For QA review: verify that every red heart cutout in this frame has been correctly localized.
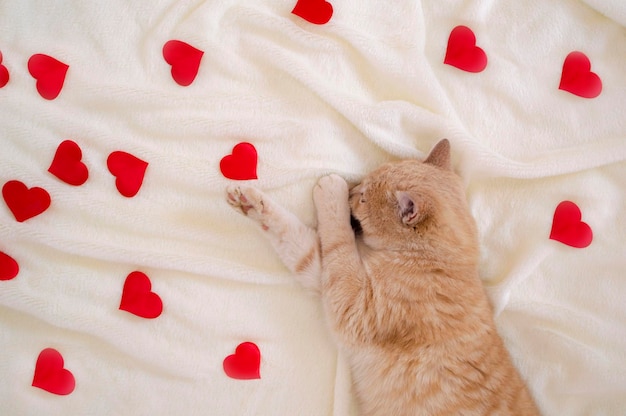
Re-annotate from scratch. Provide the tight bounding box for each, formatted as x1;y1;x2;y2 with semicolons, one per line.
223;342;261;380
220;142;258;180
119;271;163;319
163;40;204;87
291;0;333;25
549;201;593;248
48;140;89;186
0;251;19;281
559;51;602;99
2;180;51;222
444;25;488;73
32;348;76;396
107;151;148;197
0;50;9;88
27;54;69;100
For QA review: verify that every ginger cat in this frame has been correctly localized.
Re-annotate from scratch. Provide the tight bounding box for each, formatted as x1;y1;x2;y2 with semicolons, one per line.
226;139;539;416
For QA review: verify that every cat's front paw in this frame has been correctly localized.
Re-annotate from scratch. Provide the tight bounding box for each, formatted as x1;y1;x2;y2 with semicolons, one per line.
226;186;266;222
314;174;350;220
314;174;349;202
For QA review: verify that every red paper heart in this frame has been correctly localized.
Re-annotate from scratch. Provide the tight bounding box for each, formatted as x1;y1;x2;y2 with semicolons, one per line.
0;251;19;281
32;348;76;396
444;25;488;73
2;180;51;222
291;0;333;25
549;201;593;248
27;54;69;100
163;40;204;87
220;142;258;180
119;271;163;319
107;151;148;197
0;51;9;88
559;51;602;99
223;342;261;380
48;140;89;186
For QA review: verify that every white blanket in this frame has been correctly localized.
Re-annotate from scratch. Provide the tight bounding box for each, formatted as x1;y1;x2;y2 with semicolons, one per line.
1;1;625;414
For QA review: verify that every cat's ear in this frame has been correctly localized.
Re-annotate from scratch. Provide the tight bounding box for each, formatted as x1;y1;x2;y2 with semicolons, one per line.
396;192;428;226
423;139;451;170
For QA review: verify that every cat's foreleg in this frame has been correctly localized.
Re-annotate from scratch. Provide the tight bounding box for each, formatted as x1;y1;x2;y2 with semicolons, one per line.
314;175;371;340
226;186;321;292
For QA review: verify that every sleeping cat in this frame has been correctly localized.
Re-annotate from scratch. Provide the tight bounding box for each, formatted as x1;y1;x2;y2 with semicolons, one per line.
226;139;539;416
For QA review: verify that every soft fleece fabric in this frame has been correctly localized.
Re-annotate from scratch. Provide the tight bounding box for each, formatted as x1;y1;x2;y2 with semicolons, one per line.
1;1;625;415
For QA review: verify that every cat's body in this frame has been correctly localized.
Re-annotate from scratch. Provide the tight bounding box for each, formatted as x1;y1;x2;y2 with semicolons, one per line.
227;139;539;415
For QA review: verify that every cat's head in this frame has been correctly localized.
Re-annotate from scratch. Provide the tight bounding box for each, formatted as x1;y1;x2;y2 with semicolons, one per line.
349;139;478;256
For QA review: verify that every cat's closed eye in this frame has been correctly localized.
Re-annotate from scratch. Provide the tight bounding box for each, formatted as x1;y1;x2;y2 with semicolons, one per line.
349;186;367;204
